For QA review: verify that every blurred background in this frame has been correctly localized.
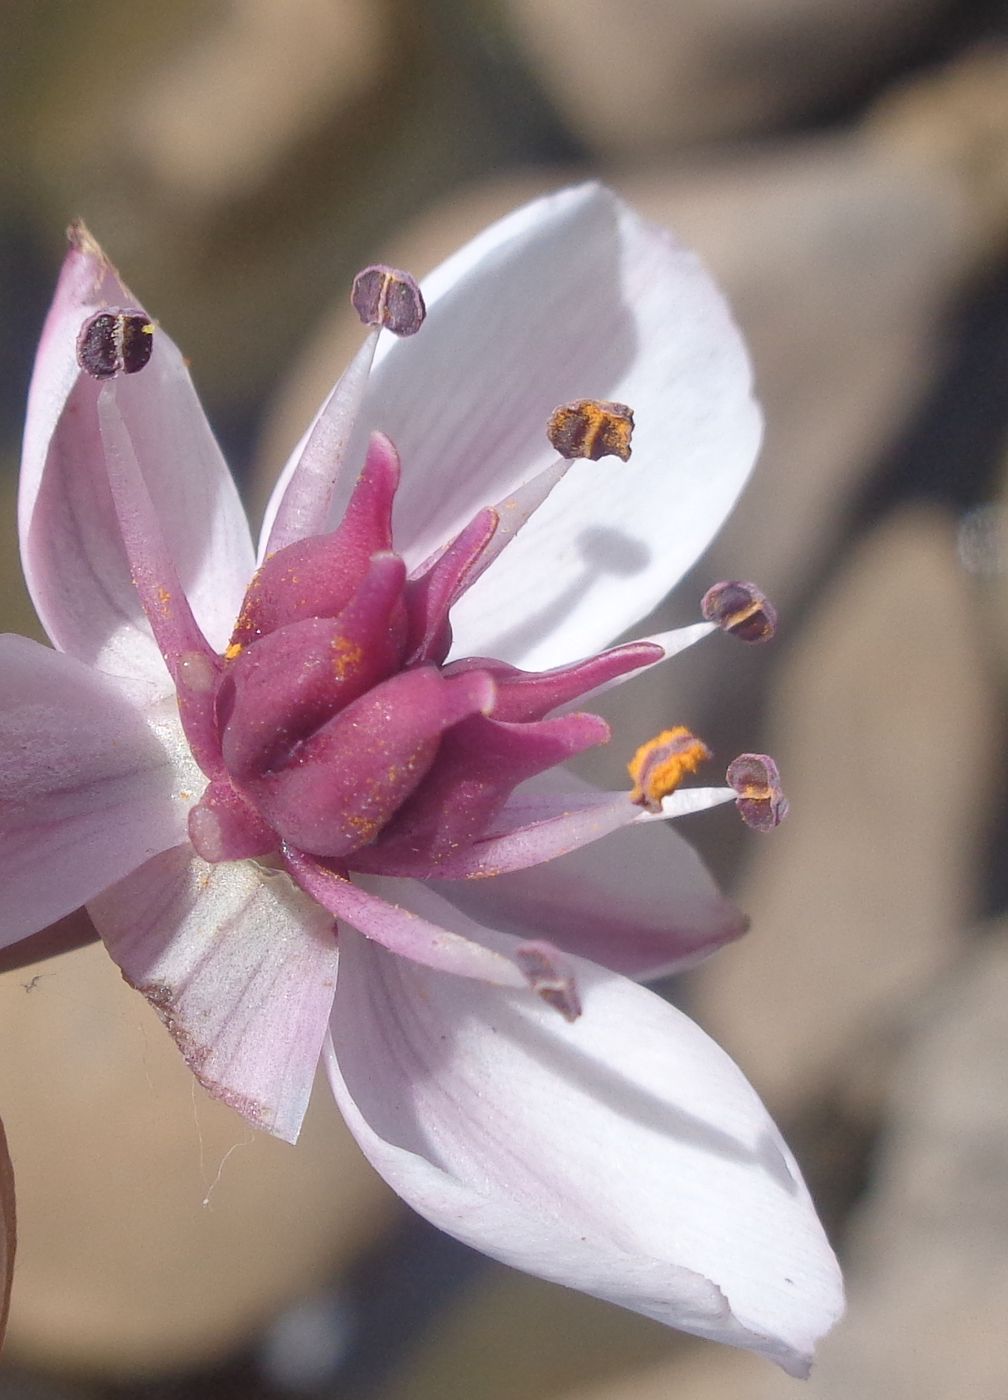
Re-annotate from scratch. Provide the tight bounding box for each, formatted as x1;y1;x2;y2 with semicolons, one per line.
1;1;1008;1397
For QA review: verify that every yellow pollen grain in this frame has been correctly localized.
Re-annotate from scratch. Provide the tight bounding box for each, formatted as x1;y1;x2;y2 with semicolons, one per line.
628;725;710;808
224;641;243;660
157;586;171;616
736;778;771;800
726;600;761;629
330;635;364;681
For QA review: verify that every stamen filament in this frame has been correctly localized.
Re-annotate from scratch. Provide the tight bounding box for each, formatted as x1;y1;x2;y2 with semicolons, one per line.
409;455;573;595
96;385;222;776
281;847;527;987
571;620;718;703
265;328;380;557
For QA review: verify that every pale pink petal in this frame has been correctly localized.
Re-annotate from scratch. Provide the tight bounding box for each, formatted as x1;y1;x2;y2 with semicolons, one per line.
0;636;198;948
90;845;338;1144
20;233;254;681
432;813;747;980
325;925;843;1375
264;185;759;669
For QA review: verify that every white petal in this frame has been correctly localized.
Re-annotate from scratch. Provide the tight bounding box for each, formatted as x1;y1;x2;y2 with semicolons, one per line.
271;184;759;668
91;847;338;1144
20;235;255;680
0;635;197;947
325;919;843;1373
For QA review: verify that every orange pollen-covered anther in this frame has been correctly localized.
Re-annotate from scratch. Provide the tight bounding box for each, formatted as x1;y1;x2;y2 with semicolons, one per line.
627;726;712;812
546;399;634;461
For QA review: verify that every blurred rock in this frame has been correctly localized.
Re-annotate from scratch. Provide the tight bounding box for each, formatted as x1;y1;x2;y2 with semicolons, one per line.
691;506;998;1112
553;1345;759;1400
119;0;394;210
962;435;1008;688
500;0;958;157
0;940;398;1378
867;44;1008;264
18;0;396;215
0;470;44;642
803;919;1008;1399
370;1266;678;1400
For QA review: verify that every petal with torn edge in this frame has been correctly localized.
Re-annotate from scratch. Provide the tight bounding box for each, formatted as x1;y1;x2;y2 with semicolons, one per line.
20;231;254;681
326;922;843;1375
0;635;197;948
91;846;338;1144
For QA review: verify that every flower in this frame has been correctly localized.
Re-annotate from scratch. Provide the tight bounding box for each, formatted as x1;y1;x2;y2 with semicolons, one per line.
1;185;842;1372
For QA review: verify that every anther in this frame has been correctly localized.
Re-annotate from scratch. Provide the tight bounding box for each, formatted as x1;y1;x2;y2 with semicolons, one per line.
513;942;582;1022
726;753;789;831
547;399;634;462
701;580;777;643
628;726;712;812
76;310;154;379
351;265;426;336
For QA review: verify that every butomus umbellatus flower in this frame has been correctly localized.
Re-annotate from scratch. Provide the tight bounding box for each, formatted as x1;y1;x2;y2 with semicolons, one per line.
2;186;841;1372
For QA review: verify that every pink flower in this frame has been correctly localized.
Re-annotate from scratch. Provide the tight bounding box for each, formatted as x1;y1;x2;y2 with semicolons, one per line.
2;186;842;1372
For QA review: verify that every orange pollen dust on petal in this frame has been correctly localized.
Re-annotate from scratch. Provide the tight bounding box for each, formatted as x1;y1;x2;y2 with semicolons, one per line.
330;635;364;681
627;725;712;812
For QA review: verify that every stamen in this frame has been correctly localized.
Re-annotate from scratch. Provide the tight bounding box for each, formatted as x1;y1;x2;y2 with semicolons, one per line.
409;458;569;598
701;580;778;643
264;330;380;556
281;848;532;989
546;399;634;462
94;383;222;777
351;265;426;336
405;508;499;664
413;398;639;607
726;753;790;831
76;310;154;379
628;726;712;812
513;942;581;1022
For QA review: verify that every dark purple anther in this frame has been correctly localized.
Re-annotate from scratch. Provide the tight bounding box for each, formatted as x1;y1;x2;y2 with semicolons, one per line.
513;942;582;1022
726;753;789;831
77;310;154;379
546;399;634;462
701;580;777;643
351;265;426;336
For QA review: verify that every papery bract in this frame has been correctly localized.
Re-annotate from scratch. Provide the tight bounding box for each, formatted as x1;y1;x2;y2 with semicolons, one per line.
1;186;843;1373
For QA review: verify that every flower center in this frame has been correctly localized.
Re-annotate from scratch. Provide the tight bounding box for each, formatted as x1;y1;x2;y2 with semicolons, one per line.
184;394;654;869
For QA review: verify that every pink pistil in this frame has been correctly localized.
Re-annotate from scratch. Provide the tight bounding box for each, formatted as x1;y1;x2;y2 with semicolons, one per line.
232;432;401;646
405;507;499;664
264;329;381;557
